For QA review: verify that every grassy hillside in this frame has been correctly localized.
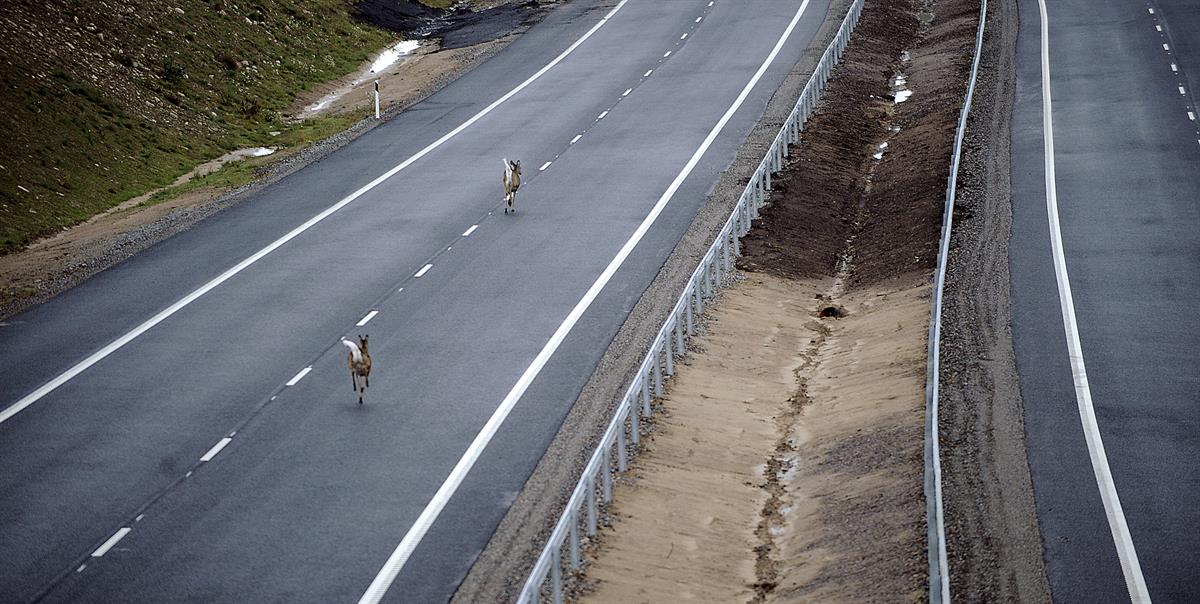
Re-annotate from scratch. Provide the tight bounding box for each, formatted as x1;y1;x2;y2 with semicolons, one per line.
0;0;412;252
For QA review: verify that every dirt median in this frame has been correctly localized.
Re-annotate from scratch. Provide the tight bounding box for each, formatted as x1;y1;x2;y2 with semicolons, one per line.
516;0;996;600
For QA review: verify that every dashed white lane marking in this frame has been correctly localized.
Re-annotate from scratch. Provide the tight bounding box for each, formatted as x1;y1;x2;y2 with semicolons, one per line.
663;50;672;58
1035;1;1151;601
358;1;813;601
135;514;144;522
681;33;688;39
1189;111;1196;121
462;224;479;237
185;471;192;477
76;564;86;573
570;134;582;144
1181;86;1188;95
285;366;312;386
356;310;379;326
696;16;703;22
1156;25;1163;32
539;161;552;171
414;264;433;278
597;110;609;119
622;88;632;96
644;69;653;77
0;0;632;428
396;287;405;293
200;437;233;462
1164;43;1171;51
708;0;714;5
1172;63;1179;72
92;527;131;557
1149;7;1155;13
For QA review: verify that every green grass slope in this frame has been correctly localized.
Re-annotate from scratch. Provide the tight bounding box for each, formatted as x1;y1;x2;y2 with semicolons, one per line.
0;0;408;252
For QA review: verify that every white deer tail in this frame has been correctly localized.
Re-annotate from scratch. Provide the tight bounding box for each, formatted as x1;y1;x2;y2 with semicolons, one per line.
342;339;362;363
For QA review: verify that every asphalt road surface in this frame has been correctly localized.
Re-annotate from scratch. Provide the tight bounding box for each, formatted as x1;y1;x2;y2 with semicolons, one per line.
1010;0;1200;601
0;0;834;601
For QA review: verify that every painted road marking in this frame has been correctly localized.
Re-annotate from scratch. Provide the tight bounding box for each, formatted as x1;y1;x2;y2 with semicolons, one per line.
570;134;583;144
696;16;703;22
681;33;688;39
1189;111;1195;121
1180;86;1187;95
644;69;653;77
200;437;233;462
0;0;632;427
1163;43;1170;51
1172;63;1179;72
1035;1;1151;601
663;50;672;58
357;1;815;601
622;88;632;97
462;224;479;237
1149;7;1154;13
356;310;379;326
598;110;608;119
92;528;131;557
285;366;312;386
1156;25;1162;32
539;161;552;171
414;264;433;278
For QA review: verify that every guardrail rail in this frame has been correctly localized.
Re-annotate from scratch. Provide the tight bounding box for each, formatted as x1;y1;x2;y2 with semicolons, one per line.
516;1;865;601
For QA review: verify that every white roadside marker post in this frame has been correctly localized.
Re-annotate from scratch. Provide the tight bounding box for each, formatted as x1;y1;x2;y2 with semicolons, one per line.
374;80;381;119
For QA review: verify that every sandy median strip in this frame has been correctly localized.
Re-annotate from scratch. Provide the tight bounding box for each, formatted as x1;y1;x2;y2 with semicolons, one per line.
580;271;928;603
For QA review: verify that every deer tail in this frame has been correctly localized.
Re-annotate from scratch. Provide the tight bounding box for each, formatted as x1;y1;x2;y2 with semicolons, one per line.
342;339;362;363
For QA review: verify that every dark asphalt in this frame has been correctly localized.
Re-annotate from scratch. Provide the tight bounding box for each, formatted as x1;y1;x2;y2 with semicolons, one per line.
0;0;832;601
1010;0;1200;601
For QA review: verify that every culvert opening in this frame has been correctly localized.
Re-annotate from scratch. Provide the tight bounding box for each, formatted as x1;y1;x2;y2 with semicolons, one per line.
818;305;847;318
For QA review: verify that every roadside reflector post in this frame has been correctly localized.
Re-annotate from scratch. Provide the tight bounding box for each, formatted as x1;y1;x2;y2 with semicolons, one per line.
374;80;381;119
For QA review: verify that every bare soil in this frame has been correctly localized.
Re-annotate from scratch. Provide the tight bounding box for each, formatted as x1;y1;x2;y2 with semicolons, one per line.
579;273;930;604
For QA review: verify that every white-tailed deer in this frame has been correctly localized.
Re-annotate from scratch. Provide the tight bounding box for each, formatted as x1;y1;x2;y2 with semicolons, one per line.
502;158;522;214
342;335;372;405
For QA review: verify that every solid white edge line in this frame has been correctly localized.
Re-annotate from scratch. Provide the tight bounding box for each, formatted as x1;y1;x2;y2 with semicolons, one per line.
462;224;479;237
285;366;312;386
356;1;811;601
91;527;131;557
200;437;233;462
0;0;631;428
356;310;379;326
539;161;552;171
570;134;583;144
1036;2;1151;601
414;264;433;278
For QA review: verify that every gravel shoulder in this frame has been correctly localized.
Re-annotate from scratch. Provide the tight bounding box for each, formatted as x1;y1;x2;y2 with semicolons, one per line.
937;0;1052;600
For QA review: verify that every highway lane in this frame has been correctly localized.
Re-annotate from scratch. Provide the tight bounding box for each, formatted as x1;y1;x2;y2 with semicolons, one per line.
1010;0;1200;601
0;0;833;601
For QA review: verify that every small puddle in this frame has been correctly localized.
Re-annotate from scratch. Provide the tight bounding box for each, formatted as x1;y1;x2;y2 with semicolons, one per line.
300;39;423;118
890;72;912;104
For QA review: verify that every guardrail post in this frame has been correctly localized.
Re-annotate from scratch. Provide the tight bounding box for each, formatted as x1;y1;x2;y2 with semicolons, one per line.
616;421;628;471
630;397;640;446
651;353;662;398
685;291;695;334
602;446;613;502
675;311;686;351
586;474;598;535
551;551;563;604
664;327;675;375
696;281;705;314
569;511;581;569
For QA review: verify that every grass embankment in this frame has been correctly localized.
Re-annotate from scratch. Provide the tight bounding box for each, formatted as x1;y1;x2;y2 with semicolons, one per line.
0;0;416;253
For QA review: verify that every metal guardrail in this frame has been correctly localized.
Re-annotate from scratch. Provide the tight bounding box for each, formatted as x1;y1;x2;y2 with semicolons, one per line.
925;1;989;603
516;1;864;601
